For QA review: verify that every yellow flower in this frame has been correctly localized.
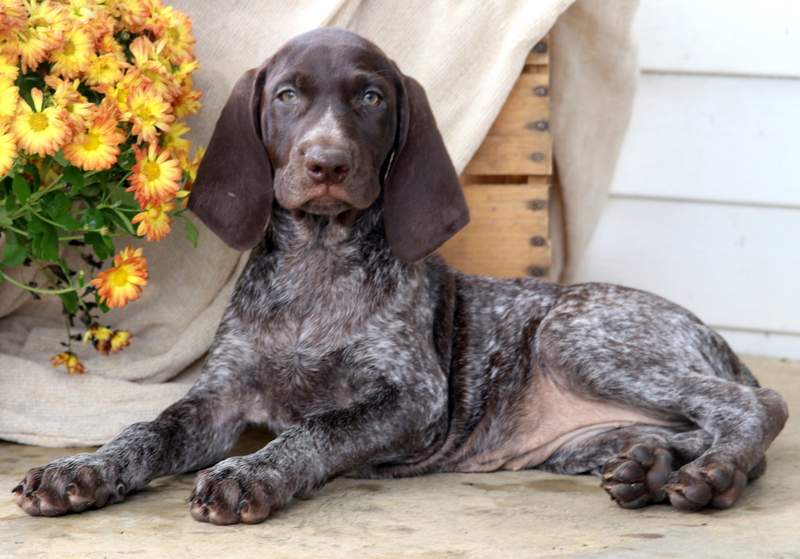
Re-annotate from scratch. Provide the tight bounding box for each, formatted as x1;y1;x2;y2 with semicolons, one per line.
131;200;174;241
83;324;113;354
127;144;181;206
148;4;195;65
107;0;151;33
85;52;126;88
45;76;93;132
184;145;204;190
162;121;190;161
0;79;19;122
109;330;132;353
12;88;70;157
51;351;86;375
50;26;93;79
10;0;67;72
90;246;149;309
0;0;26;35
64;111;125;171
0;124;17;177
0;53;20;82
127;37;180;103
123;85;174;143
173;79;202;119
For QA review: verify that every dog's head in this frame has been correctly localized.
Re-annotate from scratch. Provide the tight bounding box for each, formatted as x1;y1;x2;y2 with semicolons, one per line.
188;28;468;262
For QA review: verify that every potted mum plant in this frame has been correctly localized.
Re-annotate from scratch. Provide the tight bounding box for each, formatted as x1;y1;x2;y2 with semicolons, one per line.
0;0;204;374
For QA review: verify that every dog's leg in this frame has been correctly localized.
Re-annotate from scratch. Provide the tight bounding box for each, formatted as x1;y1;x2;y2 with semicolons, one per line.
541;426;717;508
188;379;437;525
535;285;789;511
12;329;255;517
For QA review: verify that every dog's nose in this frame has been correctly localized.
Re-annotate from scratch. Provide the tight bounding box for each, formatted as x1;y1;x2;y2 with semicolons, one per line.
304;146;351;185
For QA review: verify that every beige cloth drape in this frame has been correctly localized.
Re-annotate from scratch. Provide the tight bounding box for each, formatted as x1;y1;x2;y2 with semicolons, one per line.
0;0;639;446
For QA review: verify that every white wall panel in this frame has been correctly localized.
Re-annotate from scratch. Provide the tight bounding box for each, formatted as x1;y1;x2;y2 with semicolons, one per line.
613;74;800;207
636;0;800;77
572;198;800;337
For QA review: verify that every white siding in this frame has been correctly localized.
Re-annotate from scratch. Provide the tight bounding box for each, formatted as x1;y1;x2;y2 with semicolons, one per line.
573;0;800;359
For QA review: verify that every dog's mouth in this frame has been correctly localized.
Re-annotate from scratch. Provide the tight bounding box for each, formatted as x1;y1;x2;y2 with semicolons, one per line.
301;194;352;216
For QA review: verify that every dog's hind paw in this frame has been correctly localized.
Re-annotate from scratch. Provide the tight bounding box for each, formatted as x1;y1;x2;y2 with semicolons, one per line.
601;443;675;509
663;460;748;511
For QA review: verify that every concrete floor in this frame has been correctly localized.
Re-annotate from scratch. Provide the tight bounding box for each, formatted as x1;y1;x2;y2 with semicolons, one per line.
1;355;798;558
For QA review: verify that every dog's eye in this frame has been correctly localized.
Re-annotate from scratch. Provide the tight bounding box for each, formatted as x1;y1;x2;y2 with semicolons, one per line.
277;88;298;104
362;90;382;107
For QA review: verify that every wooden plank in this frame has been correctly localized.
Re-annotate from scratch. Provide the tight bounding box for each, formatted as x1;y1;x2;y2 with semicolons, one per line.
613;74;800;207
636;0;800;77
439;183;549;277
572;198;800;335
525;38;549;66
464;72;551;176
463;136;551;176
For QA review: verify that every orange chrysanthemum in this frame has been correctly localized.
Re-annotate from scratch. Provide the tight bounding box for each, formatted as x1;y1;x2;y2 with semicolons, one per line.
85;52;125;88
64;111;125;171
0;124;17;176
131;200;174;241
109;329;132;352
10;0;67;72
162;120;190;161
12;88;70;157
148;4;195;65
45;76;93;132
51;351;85;374
90;246;148;309
127;144;181;206
123;85;174;143
0;0;26;35
172;78;202;118
0;79;18;122
50;26;93;79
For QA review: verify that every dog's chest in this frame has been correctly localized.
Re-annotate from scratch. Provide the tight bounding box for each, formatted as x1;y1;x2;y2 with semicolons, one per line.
239;248;423;427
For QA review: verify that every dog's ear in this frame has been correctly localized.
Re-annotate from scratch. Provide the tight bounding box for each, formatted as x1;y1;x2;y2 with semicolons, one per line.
382;74;470;263
188;62;272;251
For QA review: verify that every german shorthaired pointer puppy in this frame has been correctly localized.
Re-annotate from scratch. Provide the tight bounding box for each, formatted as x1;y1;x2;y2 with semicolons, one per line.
13;28;788;524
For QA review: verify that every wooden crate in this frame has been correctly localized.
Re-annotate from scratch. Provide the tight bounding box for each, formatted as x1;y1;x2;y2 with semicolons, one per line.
440;39;551;278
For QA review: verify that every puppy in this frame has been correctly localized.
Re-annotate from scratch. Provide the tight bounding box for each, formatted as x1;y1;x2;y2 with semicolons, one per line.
13;28;787;524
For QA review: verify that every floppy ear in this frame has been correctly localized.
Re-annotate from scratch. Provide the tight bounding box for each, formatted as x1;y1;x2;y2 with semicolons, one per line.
188;63;272;251
382;75;470;263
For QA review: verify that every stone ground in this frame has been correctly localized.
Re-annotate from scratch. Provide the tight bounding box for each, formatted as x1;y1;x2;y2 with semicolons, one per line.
0;356;797;558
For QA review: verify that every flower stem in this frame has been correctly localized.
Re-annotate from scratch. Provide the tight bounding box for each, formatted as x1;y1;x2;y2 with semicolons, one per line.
0;269;80;295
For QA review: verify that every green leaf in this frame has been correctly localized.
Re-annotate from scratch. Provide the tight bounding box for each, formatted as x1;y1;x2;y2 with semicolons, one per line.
184;217;198;247
59;291;79;314
38;223;59;261
1;233;27;267
43;191;72;220
102;208;136;236
117;150;135;170
62;166;84;195
52;151;68;167
84;231;112;260
53;213;81;230
81;208;105;230
11;174;30;203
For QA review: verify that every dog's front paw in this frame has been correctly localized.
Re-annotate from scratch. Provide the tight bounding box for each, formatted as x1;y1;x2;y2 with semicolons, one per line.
12;454;126;516
189;457;285;525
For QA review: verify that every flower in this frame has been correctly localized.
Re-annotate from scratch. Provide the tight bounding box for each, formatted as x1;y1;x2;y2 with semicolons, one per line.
90;246;148;308
0;124;17;176
131;200;174;241
123;85;174;143
85;52;125;88
12;88;70;157
162;120;190;161
0;0;26;35
9;0;67;72
109;330;132;352
50;26;93;79
148;4;195;65
51;351;86;374
83;324;113;354
0;54;20;82
45;76;93;132
172;78;202;118
0;79;19;122
127;144;181;206
64;110;125;170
